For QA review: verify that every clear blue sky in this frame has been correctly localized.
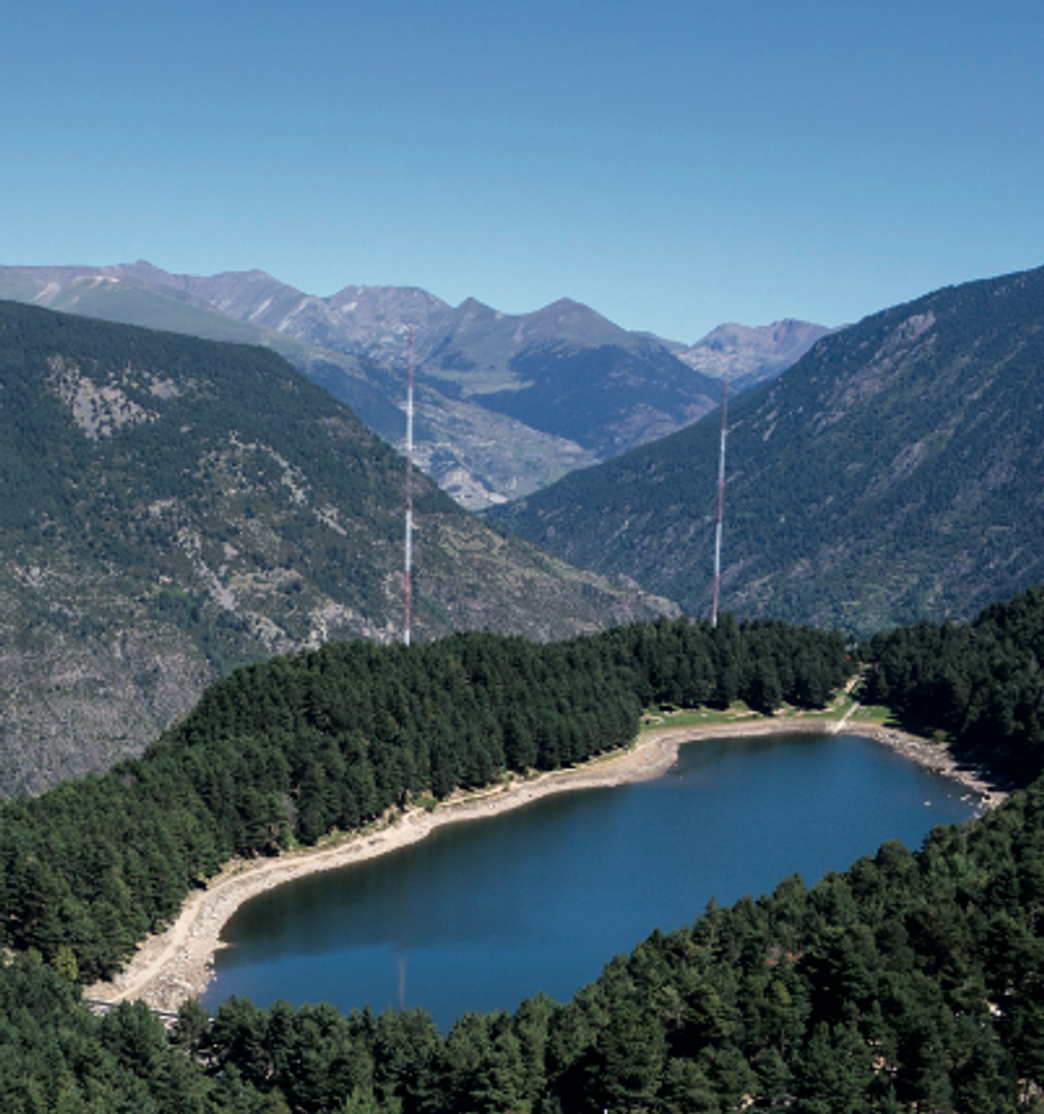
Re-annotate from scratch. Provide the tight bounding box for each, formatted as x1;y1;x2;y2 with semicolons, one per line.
3;1;1042;341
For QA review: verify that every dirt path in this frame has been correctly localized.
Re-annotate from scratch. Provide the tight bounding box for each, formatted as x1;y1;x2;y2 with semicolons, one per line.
86;715;1008;1013
831;700;861;733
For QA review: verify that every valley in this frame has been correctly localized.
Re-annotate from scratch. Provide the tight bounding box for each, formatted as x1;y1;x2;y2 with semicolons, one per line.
6;3;1043;1108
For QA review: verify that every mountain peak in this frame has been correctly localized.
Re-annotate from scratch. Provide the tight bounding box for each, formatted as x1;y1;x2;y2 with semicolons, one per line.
670;319;834;389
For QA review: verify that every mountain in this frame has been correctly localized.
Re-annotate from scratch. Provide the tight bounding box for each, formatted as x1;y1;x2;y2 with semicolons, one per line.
657;318;834;391
0;263;826;508
0;265;603;509
0;263;414;438
0;300;676;796
123;263;722;448
489;264;1044;635
99;266;727;462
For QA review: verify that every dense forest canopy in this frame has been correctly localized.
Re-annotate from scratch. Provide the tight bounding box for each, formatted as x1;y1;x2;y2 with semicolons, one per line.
863;585;1044;782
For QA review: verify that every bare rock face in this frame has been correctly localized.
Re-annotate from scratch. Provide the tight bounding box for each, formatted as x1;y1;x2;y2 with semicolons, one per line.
0;621;211;797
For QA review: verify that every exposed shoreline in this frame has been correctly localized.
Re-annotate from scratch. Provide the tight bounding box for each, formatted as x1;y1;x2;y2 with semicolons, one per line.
86;717;1010;1014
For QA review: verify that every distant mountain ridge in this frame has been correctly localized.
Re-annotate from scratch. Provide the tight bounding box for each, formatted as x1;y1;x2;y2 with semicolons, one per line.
0;300;675;795
490;263;1044;635
659;319;835;392
0;262;827;506
94;263;729;458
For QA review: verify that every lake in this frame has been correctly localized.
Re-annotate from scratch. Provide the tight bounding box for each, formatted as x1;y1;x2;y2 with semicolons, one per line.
202;732;978;1029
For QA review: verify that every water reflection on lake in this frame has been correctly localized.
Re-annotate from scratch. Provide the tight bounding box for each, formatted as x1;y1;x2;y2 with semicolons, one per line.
203;733;976;1029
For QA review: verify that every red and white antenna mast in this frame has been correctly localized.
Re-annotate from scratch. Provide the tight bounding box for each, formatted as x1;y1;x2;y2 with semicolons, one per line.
403;325;414;646
711;380;728;629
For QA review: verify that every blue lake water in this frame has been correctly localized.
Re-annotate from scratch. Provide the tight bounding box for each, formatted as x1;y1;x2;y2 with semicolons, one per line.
202;732;977;1029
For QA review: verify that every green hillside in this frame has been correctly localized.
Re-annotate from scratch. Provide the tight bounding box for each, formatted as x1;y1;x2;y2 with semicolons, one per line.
0;301;674;795
477;334;721;457
490;264;1044;635
0;267;628;507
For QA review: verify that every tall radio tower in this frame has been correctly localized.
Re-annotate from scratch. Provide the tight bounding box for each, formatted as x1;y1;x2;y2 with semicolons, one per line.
711;380;728;629
403;326;414;646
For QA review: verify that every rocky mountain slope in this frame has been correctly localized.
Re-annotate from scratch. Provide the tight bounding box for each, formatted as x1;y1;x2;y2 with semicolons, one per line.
113;263;725;453
0;300;675;795
659;318;834;391
1;263;826;507
490;264;1044;635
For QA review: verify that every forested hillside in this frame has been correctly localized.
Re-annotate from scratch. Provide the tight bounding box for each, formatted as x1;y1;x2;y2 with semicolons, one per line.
3;597;1044;1109
0;300;673;795
864;584;1044;781
0;266;604;508
491;264;1044;636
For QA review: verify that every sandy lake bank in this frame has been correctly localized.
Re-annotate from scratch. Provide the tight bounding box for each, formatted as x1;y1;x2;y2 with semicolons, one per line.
86;716;1009;1013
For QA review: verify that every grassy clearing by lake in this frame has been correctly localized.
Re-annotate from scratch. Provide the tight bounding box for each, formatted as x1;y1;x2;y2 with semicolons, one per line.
848;703;900;727
640;695;861;733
